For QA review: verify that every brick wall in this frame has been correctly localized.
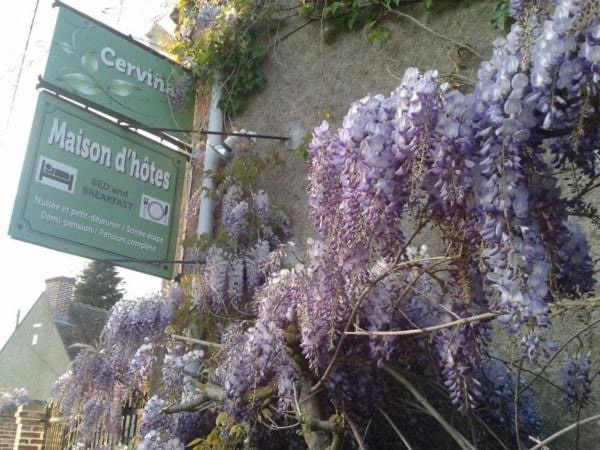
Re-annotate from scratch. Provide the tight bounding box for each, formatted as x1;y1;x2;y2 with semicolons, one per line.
45;277;75;317
0;414;17;450
12;405;46;450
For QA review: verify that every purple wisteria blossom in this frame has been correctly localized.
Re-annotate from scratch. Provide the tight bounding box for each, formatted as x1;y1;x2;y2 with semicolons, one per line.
0;388;27;415
561;352;593;413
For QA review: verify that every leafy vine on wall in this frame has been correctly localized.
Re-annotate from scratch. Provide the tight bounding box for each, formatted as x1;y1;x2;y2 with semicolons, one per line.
170;0;498;116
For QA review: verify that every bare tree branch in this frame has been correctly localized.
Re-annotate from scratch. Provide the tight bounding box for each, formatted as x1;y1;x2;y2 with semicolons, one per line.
162;383;226;413
346;414;366;450
345;311;500;336
376;405;414;449
311;254;458;393
529;413;600;450
162;383;274;414
384;6;484;59
382;364;476;450
171;334;223;348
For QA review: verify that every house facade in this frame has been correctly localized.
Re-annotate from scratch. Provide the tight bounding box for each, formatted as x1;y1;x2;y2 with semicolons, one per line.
0;277;107;401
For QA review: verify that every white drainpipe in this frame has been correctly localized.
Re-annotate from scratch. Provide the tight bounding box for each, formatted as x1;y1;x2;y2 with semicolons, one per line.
196;78;223;237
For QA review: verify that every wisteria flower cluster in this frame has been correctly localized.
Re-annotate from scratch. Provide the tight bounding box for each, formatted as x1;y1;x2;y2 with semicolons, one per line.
191;0;600;435
51;287;184;443
0;388;27;415
480;360;542;439
192;180;290;314
51;346;122;436
561;352;594;413
162;345;204;399
102;288;182;374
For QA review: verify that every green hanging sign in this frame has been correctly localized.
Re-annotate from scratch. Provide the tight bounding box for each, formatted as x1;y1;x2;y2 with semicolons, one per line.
43;3;194;143
9;91;187;279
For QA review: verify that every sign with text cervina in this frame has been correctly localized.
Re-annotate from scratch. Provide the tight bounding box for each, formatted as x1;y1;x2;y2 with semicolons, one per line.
43;3;195;143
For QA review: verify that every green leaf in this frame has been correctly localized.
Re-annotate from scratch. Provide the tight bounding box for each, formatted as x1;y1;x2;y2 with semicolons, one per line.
81;52;98;74
107;79;140;97
364;20;376;33
300;4;313;18
215;411;231;427
57;42;74;54
58;73;102;96
347;10;360;30
366;25;392;43
423;0;433;9
330;1;345;14
493;0;510;29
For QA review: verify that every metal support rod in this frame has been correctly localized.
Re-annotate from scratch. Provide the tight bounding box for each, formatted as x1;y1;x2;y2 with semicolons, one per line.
128;127;289;141
98;259;204;264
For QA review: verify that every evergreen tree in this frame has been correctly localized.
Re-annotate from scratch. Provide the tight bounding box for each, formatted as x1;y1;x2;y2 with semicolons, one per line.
74;261;124;310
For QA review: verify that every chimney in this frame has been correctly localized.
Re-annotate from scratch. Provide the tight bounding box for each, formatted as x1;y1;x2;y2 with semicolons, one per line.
15;309;20;329
45;276;76;316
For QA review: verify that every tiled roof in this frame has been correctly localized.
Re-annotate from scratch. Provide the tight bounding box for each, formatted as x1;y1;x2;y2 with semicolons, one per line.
54;303;108;360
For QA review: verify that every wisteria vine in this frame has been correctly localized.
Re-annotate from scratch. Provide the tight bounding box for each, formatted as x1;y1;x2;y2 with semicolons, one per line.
50;1;600;449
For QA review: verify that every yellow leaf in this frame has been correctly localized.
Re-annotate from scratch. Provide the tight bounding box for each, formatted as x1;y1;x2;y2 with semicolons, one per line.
206;429;220;444
186;437;204;447
230;424;243;439
215;411;230;427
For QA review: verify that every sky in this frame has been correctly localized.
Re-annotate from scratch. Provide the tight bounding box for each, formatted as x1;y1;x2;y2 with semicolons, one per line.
0;0;178;348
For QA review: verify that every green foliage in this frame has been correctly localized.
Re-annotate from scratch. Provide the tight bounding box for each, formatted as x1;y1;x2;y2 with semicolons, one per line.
74;261;124;309
171;0;492;117
297;109;337;159
493;0;511;29
310;0;482;44
172;0;269;116
296;133;312;160
221;148;283;190
318;0;381;35
365;22;392;43
181;231;230;252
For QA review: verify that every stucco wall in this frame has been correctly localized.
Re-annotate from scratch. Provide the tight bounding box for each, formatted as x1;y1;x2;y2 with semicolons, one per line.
0;295;71;401
228;0;501;248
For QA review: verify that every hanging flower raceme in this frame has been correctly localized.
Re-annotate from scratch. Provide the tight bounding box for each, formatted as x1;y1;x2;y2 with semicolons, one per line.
0;388;27;415
192;179;290;315
480;360;543;441
561;352;593;413
102;288;182;374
